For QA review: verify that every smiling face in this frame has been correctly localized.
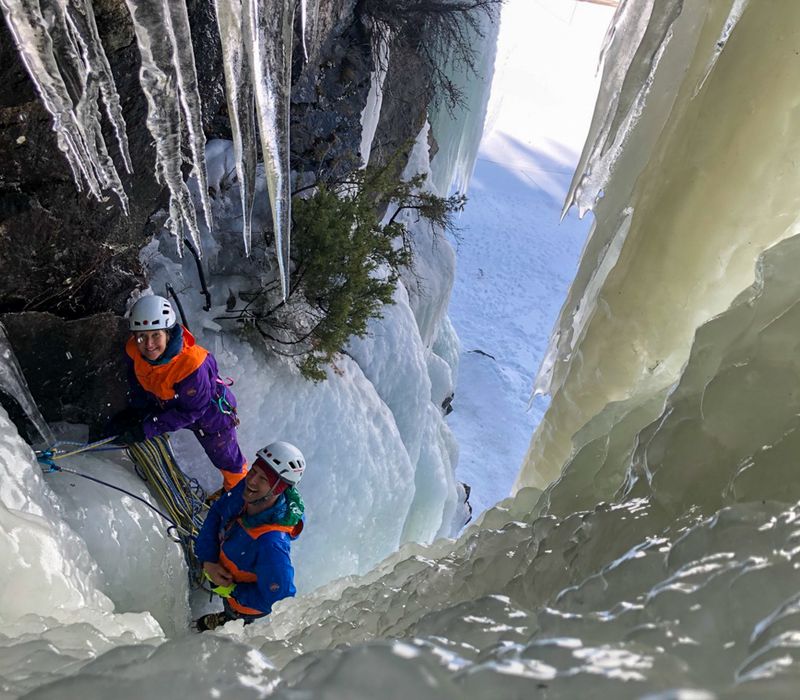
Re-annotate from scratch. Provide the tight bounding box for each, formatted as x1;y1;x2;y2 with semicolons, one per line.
242;467;283;509
134;329;168;362
243;460;287;512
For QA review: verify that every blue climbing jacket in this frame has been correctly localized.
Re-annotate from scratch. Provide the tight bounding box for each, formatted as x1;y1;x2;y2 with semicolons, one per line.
195;479;304;616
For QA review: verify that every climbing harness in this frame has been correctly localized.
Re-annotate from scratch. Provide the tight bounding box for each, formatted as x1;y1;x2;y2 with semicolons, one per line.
213;376;239;425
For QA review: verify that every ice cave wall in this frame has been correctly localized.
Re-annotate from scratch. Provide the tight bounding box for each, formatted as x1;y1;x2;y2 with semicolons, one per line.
518;0;800;495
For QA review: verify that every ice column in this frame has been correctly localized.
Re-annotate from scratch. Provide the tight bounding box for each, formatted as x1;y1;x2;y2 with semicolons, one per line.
123;0;213;255
429;3;501;196
246;0;295;298
0;323;54;446
359;21;391;167
0;0;131;211
215;0;258;255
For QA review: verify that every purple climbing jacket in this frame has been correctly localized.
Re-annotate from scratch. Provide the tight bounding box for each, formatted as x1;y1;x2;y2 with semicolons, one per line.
125;326;245;473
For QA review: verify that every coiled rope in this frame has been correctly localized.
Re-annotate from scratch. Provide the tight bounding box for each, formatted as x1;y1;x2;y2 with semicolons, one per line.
125;436;208;585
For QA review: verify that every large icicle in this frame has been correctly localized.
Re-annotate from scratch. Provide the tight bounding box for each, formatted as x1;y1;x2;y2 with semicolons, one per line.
562;0;684;219
216;0;302;294
0;0;131;211
215;0;258;255
359;20;391;168
0;323;54;446
163;0;213;233
246;0;295;298
68;0;133;175
428;3;501;196
123;0;212;254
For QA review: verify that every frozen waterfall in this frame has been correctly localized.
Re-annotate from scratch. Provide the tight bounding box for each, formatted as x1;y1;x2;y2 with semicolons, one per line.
6;0;800;697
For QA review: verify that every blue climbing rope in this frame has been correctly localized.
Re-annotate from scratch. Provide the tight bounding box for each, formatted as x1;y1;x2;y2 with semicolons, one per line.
36;435;124;468
41;461;182;532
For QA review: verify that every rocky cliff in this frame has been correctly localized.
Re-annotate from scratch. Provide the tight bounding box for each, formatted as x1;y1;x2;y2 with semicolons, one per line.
0;0;432;433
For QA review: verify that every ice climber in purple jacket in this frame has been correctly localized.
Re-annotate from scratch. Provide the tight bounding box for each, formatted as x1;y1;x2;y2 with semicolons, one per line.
113;295;248;491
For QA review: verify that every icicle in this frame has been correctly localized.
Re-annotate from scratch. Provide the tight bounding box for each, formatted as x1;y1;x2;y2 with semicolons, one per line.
692;0;750;98
298;0;308;60
0;0;131;210
61;5;129;212
0;323;55;446
123;0;208;254
215;0;258;256
246;0;295;298
162;0;213;232
297;0;319;61
68;0;133;174
360;20;391;168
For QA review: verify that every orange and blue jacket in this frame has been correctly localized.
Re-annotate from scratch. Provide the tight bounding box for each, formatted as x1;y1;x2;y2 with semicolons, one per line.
125;326;237;440
194;479;304;616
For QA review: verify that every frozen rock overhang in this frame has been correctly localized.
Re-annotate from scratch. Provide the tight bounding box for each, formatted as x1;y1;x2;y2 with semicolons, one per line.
0;0;304;298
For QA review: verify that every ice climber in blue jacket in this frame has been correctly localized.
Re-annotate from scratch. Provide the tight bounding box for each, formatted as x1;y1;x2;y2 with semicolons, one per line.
194;441;306;631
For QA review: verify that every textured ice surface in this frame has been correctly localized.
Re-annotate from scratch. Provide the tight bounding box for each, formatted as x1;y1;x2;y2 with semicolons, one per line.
522;0;792;489
0;408;165;698
428;3;501;196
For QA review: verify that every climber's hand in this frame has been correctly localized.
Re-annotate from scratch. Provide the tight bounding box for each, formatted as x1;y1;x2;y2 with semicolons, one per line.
203;561;233;587
118;422;146;444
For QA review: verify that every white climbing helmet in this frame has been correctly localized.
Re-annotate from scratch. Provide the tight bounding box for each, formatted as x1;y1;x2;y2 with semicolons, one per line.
255;441;306;486
129;295;176;331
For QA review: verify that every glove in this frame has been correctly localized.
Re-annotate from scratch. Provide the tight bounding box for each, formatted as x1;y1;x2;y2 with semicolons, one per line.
211;582;236;598
118;422;146;444
203;569;236;598
107;407;147;435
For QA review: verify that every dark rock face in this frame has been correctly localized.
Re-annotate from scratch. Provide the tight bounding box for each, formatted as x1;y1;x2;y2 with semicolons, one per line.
1;2;160;320
369;32;432;177
0;313;130;439
291;0;373;180
0;0;432;434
